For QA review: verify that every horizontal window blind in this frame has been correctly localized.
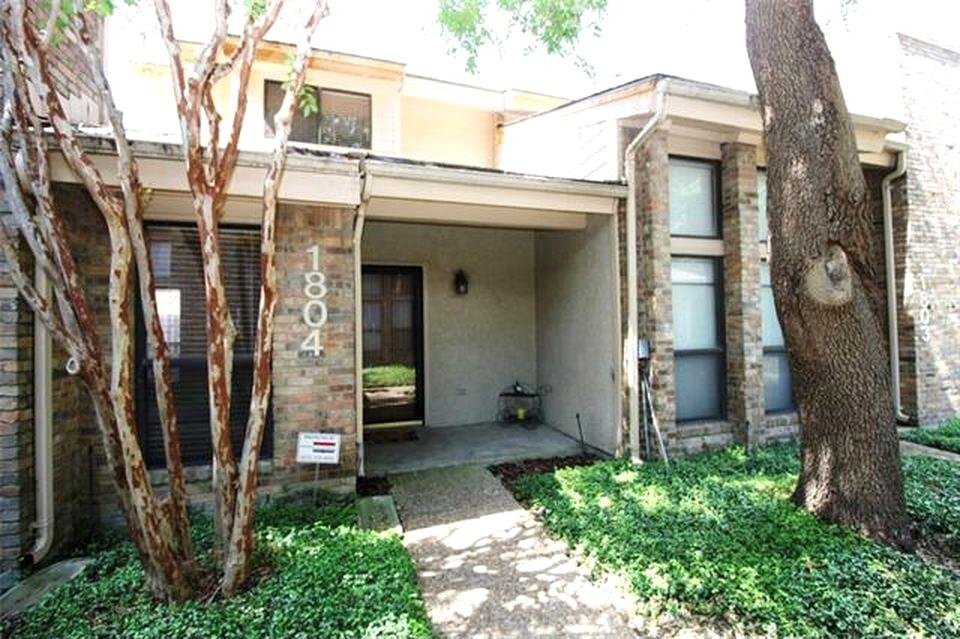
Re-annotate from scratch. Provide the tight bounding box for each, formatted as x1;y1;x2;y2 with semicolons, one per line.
138;226;272;468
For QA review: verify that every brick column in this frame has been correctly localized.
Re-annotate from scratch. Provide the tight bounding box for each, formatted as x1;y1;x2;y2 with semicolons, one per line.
0;208;34;593
272;203;357;489
632;128;676;453
720;142;764;447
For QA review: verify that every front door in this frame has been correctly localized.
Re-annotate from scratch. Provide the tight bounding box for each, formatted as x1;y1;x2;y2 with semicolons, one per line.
361;265;425;426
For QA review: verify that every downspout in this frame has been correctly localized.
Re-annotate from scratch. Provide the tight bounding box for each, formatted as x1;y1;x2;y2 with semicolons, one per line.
624;78;669;463
30;263;53;563
881;149;909;423
354;159;371;475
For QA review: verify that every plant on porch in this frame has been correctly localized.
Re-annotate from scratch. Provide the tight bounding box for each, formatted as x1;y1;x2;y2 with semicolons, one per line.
0;0;326;600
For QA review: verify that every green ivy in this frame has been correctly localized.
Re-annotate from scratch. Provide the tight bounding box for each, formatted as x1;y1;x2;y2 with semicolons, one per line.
4;502;431;639
902;418;960;455
513;444;960;638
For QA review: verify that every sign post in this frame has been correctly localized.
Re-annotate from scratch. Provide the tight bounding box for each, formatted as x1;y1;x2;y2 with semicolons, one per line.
296;432;341;503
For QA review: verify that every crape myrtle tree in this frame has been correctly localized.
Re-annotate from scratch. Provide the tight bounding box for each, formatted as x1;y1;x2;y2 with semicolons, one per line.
439;0;912;548
0;0;328;601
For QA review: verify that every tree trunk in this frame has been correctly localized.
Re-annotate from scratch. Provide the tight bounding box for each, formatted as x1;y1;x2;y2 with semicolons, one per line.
745;0;913;549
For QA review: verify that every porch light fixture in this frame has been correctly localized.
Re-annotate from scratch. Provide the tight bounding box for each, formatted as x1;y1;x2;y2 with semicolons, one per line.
453;269;469;295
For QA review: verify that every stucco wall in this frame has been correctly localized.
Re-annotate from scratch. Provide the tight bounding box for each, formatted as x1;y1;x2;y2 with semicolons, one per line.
534;216;620;454
361;222;536;427
399;96;496;168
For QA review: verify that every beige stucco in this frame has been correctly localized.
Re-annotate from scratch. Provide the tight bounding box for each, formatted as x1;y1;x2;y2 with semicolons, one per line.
399;96;496;167
535;216;621;454
361;222;537;428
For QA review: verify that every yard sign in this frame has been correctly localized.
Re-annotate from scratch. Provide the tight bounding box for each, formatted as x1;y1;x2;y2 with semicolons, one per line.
296;432;341;464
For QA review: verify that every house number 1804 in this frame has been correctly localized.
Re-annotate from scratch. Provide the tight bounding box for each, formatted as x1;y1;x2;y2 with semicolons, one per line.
300;245;328;357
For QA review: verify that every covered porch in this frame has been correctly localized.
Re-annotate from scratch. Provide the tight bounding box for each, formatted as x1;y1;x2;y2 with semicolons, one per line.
364;422;586;475
356;158;626;475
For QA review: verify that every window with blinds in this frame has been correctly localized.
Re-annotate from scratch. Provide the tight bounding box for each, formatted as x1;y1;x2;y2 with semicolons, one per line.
760;263;794;413
264;80;371;149
671;256;725;422
137;225;272;468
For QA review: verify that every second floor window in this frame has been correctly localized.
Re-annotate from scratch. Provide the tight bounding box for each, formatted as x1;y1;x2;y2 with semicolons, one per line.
264;80;371;149
669;158;720;238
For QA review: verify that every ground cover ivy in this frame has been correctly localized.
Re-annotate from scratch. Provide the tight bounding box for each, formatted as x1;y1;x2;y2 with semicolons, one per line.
513;444;960;638
4;502;431;639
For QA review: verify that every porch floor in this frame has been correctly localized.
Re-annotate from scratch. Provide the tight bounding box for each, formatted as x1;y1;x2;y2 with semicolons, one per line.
364;422;585;476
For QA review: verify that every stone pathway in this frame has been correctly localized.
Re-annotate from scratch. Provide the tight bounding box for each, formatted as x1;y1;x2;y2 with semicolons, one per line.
900;439;960;463
392;465;635;638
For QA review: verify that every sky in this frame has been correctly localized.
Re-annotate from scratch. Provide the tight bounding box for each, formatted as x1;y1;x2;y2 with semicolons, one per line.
117;0;960;121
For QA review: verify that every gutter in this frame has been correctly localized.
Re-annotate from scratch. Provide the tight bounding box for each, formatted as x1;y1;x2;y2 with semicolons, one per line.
623;79;669;463
354;160;371;475
29;263;53;563
881;149;910;423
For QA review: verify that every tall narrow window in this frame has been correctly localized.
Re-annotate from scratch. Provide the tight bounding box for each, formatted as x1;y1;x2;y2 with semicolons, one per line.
137;226;271;468
264;81;371;149
669;158;719;237
761;263;794;412
672;257;724;421
758;170;769;241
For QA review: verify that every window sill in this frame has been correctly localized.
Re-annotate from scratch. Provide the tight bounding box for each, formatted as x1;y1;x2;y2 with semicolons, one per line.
675;419;732;437
148;459;274;486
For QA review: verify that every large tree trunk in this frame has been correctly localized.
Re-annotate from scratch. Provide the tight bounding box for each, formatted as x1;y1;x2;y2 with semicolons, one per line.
745;0;913;549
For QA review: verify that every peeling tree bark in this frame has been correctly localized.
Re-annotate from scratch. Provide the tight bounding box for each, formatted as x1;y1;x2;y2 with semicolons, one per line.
221;1;330;596
2;0;329;599
152;0;330;589
745;0;913;549
0;1;196;600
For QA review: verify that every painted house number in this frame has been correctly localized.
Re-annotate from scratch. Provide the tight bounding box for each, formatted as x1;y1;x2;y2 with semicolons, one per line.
300;245;328;356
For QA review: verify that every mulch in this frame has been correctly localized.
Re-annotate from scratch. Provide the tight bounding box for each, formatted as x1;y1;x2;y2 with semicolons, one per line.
490;454;599;490
357;475;392;497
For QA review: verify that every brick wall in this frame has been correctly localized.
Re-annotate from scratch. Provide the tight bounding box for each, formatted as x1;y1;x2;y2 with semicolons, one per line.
24;6;102;124
269;203;358;489
0;182;360;594
897;35;960;426
0;204;35;592
721;143;764;448
631;129;678;456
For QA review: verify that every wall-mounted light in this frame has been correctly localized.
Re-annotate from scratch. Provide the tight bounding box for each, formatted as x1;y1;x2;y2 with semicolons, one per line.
453;269;469;295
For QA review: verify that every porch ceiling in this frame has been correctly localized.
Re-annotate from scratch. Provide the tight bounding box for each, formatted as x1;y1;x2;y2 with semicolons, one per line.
363;159;626;231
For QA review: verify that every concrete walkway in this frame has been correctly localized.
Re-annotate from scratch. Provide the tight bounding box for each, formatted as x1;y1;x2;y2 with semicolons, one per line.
392;465;634;638
900;439;960;462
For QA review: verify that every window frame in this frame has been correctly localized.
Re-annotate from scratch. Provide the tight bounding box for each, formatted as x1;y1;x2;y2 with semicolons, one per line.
668;156;723;241
134;221;274;469
263;80;373;149
671;254;727;423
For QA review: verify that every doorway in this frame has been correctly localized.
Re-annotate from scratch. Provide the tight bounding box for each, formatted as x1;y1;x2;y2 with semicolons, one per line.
362;265;425;427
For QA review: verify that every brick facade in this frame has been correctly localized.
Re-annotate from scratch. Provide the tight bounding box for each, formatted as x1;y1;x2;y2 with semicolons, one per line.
630;129;679;455
721;143;765;448
0;183;360;591
897;35;960;426
0;206;35;592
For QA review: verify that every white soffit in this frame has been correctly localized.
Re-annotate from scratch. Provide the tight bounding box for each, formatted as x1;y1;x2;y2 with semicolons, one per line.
48;150;362;217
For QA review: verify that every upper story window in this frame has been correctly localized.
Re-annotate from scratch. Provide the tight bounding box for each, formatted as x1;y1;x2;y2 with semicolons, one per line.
669;158;720;238
671;256;725;422
758;170;769;241
264;81;371;149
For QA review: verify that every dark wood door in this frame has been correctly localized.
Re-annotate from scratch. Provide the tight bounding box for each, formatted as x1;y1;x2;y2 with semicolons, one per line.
362;265;424;425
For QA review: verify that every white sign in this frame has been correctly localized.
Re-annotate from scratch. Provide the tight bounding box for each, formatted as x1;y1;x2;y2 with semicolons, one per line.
296;432;341;464
300;245;329;356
